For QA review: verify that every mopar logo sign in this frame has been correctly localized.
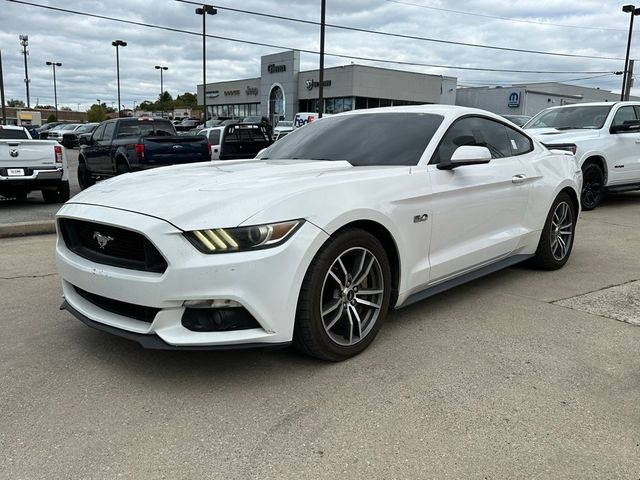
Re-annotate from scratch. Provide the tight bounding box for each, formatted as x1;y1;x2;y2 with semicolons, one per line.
508;91;520;108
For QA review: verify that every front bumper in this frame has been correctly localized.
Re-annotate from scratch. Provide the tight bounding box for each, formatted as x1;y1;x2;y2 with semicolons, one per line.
56;203;328;349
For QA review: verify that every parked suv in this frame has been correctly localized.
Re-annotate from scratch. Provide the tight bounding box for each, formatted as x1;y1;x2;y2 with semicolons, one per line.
526;101;640;209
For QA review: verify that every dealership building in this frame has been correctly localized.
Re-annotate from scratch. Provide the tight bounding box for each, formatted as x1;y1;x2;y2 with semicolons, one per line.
456;82;640;117
196;50;457;125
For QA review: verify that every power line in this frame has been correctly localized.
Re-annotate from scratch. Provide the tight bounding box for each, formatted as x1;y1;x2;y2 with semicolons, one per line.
458;73;619;86
174;0;623;61
385;0;627;33
5;0;619;75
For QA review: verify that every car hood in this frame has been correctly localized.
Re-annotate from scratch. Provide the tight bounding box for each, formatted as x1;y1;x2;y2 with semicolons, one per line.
67;159;406;230
527;128;602;143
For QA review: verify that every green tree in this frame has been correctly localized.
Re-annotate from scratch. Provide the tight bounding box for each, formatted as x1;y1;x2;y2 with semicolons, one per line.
87;103;107;122
7;99;26;107
46;114;57;122
174;92;197;108
138;100;155;111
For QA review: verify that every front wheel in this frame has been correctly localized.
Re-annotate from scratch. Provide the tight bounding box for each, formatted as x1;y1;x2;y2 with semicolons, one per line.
293;229;392;361
581;162;604;210
533;192;576;270
77;162;95;190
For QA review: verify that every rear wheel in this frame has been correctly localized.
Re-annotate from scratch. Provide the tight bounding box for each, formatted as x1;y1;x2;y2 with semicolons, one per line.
42;181;70;204
533;192;576;270
77;162;95;190
581;162;604;210
293;229;391;361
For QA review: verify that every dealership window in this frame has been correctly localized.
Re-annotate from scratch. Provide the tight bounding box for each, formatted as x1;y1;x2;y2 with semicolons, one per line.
210;103;260;118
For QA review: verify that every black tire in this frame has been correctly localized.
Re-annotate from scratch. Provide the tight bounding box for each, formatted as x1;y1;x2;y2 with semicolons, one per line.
293;228;392;361
581;162;605;211
116;162;130;175
532;192;576;270
77;161;95;190
42;181;70;204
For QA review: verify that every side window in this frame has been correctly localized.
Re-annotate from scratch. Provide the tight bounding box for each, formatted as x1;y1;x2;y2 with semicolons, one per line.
504;125;533;156
92;124;106;142
208;130;221;145
431;117;511;164
611;106;637;127
103;123;116;141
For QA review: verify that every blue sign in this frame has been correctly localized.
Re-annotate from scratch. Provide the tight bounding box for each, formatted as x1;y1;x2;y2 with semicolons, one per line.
508;91;520;108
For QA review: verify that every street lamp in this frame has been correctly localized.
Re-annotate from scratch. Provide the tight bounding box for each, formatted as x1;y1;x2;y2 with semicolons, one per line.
155;65;168;117
621;5;640;100
45;61;62;120
111;39;127;117
195;5;217;125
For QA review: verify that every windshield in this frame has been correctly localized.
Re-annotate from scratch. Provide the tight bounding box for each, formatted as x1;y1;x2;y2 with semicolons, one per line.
76;124;96;133
260;112;444;166
525;105;612;130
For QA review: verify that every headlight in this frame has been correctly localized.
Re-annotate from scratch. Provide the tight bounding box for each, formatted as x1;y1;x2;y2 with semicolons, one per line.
184;220;303;254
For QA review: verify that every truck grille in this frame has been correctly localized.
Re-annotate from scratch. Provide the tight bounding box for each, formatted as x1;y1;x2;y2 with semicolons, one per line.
74;285;160;323
59;218;167;273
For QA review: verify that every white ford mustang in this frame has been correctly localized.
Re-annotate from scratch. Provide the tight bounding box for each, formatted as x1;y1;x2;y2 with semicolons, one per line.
56;105;582;361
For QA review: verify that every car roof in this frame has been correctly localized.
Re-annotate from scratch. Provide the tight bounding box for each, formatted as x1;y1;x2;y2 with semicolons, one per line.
333;104;518;123
540;101;640;111
0;125;26;130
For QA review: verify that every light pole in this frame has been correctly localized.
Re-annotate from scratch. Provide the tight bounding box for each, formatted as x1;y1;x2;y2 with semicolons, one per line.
155;65;168;117
111;39;127;117
318;0;326;118
195;5;217;125
45;61;62;120
19;35;30;108
621;5;640;100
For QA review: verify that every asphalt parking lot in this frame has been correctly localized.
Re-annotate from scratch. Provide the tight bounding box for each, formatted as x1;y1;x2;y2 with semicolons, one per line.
0;194;639;479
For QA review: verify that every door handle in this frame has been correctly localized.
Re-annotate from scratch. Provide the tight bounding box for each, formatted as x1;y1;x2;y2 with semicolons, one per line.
512;174;527;184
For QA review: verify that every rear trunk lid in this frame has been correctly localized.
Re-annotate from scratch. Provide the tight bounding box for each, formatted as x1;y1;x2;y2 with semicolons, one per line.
0;140;58;170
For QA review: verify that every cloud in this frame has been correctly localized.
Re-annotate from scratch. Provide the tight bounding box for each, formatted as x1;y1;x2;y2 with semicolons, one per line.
0;0;635;110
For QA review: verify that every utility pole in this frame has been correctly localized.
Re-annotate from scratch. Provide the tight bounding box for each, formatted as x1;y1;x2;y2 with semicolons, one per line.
112;40;127;118
46;61;62;121
621;5;640;100
0;50;7;125
19;35;30;108
318;0;326;118
624;59;635;100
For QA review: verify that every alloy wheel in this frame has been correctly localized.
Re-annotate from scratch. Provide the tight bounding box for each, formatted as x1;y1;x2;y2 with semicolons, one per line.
550;201;573;261
320;247;384;346
582;165;604;209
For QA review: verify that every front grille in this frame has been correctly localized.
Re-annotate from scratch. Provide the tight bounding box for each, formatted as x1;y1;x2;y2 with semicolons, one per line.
74;286;160;323
59;218;168;273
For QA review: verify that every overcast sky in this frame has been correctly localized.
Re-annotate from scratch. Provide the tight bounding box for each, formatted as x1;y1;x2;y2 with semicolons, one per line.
0;0;637;111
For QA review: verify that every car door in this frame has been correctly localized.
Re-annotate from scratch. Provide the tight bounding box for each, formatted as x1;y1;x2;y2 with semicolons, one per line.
606;105;640;184
426;116;534;283
83;123;105;173
97;122;117;173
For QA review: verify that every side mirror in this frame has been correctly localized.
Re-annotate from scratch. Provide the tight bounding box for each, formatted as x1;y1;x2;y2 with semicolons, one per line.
609;120;640;134
78;136;88;146
438;146;492;170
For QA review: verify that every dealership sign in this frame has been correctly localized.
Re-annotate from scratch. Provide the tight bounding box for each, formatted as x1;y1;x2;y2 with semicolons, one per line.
246;86;259;96
205;90;219;98
508;91;520;108
267;63;286;74
305;79;332;91
224;90;241;96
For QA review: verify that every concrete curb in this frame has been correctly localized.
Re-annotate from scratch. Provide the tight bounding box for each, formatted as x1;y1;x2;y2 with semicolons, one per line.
0;221;56;238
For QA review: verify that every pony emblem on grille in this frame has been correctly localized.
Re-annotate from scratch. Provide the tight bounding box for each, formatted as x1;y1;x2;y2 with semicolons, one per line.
92;231;114;249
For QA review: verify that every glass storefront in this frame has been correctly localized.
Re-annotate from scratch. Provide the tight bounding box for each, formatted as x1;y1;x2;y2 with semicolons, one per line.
299;97;425;114
210;103;260;119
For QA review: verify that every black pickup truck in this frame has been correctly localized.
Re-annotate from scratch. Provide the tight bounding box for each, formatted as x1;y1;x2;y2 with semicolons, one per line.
77;117;210;189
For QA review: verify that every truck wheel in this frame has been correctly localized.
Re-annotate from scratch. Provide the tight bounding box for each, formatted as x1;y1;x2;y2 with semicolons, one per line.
78;162;95;190
581;162;604;211
42;181;70;204
116;163;130;175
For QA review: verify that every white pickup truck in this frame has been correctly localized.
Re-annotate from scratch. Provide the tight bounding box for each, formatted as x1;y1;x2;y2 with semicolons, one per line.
0;125;70;203
526;101;640;210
